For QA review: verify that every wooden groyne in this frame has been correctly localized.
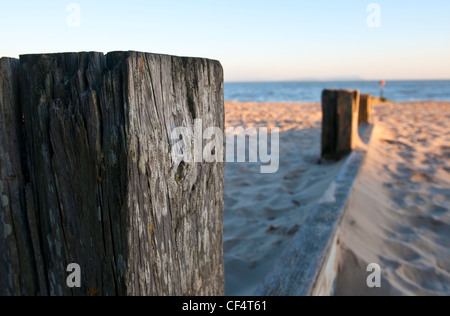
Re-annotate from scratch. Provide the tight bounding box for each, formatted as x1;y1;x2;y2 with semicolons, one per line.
256;89;376;296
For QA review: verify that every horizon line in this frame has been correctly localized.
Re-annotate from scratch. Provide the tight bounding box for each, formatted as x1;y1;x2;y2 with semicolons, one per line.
225;78;450;84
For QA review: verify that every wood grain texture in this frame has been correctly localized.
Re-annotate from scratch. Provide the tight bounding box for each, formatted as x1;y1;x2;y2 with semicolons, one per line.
0;52;224;296
0;57;41;296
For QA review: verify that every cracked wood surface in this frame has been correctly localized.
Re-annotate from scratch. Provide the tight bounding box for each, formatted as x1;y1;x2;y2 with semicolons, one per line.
0;52;224;296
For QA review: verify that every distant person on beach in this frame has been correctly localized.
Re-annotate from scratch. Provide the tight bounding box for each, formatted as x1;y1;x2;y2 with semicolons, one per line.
380;80;386;99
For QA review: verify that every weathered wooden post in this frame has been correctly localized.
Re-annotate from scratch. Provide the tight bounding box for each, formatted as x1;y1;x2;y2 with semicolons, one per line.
0;52;225;296
1;57;41;296
321;90;360;160
359;94;372;124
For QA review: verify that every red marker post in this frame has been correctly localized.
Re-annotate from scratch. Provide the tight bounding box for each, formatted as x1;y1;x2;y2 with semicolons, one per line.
379;80;386;99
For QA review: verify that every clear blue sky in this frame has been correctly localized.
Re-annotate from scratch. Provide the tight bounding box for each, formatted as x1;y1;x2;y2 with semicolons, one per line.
1;0;449;81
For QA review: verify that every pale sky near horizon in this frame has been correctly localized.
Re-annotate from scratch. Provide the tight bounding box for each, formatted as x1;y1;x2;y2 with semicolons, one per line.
1;0;449;82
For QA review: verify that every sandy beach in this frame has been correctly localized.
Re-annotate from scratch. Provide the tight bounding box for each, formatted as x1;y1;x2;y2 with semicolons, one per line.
224;101;450;296
335;101;450;296
224;101;345;295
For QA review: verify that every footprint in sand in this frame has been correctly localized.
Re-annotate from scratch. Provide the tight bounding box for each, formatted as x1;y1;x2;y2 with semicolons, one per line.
407;215;450;235
440;146;450;158
387;181;420;193
429;204;449;217
253;193;267;202
431;194;450;208
437;257;450;272
396;262;450;294
394;164;415;178
392;225;420;242
405;204;448;218
401;192;430;208
383;239;422;262
429;187;450;197
382;139;415;151
410;172;435;183
399;151;416;161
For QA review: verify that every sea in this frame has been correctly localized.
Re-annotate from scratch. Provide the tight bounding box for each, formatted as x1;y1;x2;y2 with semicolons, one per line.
224;80;450;103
